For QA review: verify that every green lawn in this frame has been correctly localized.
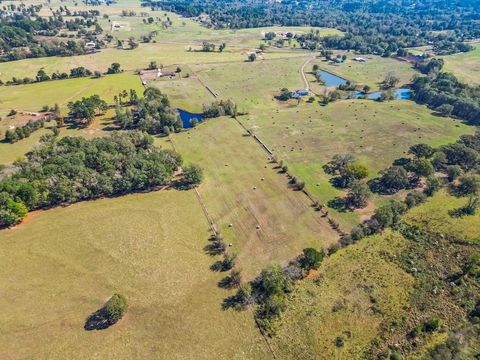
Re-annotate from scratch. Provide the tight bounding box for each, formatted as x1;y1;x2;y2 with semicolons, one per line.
0;190;271;359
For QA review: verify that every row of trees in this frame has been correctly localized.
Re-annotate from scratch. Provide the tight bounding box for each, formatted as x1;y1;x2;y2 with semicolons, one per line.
2;63;122;86
202;100;237;118
4;120;44;143
0;132;185;227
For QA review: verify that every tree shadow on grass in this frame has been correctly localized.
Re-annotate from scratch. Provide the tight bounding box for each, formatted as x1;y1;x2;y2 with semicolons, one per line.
327;197;349;212
84;307;113;331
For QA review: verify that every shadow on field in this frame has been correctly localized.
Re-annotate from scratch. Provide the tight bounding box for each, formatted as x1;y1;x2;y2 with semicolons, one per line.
84;307;112;331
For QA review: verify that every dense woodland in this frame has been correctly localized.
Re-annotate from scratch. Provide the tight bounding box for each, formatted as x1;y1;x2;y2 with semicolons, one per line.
145;0;479;55
0;132;183;227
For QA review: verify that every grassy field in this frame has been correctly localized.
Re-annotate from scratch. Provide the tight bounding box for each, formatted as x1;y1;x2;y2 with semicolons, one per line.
190;56;308;112
0;190;272;360
309;55;415;90
244;100;473;228
0;72;142;116
161;117;339;278
404;189;480;243
270;229;413;359
442;43;480;85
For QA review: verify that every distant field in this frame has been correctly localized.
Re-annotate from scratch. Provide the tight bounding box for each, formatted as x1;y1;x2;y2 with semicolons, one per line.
442;43;480;85
149;69;214;113
0;72;142;116
245;100;473;227
161;117;339;278
309;55;415;90
270;229;413;359
190;56;308;112
0;190;271;360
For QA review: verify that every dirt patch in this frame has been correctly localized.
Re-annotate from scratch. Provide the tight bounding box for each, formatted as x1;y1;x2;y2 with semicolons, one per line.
7;210;44;231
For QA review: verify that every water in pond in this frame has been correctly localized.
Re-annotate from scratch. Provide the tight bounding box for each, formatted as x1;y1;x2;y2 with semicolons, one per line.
177;109;204;128
317;71;348;87
355;88;412;100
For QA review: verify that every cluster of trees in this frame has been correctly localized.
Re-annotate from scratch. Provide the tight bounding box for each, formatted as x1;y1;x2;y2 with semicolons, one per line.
202;100;237;118
341;131;480;244
196;41;226;52
67;94;108;126
0;132;184;227
84;293;128;330
4;119;44;143
143;0;479;56
225;247;326;334
115;87;182;135
412;71;480;125
324;154;371;210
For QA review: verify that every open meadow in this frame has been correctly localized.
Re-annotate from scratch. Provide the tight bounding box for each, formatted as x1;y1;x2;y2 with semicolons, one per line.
0;190;272;360
441;42;480;85
243;99;473;227
0;0;479;358
309;55;415;90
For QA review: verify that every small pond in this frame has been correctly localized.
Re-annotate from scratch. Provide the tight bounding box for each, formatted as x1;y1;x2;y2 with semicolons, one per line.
177;109;204;128
354;88;412;100
317;71;348;87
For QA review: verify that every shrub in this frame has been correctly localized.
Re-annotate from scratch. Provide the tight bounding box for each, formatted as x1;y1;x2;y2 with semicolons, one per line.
104;293;128;324
299;248;325;271
423;315;442;332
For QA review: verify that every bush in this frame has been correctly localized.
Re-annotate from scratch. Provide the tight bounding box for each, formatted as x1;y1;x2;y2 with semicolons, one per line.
299;248;325;271
182;164;203;188
423;315;442;332
105;293;128;324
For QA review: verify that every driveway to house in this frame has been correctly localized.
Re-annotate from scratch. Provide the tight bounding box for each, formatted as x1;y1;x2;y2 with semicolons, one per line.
300;55;316;91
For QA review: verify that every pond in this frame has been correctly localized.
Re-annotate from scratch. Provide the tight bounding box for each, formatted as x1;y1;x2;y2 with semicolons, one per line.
317;70;348;87
177;109;204;128
355;88;412;100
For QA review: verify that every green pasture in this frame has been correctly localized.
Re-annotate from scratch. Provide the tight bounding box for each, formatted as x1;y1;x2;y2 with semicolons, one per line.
161;117;339;278
244;99;473;227
0;190;271;360
309;55;415;90
442;43;480;85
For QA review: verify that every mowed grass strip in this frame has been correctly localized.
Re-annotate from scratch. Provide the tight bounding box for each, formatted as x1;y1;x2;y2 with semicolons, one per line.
161;117;339;278
270;230;413;360
0;190;271;360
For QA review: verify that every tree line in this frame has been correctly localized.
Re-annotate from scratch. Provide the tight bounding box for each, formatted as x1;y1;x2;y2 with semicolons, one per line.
143;0;479;56
0;131;187;227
